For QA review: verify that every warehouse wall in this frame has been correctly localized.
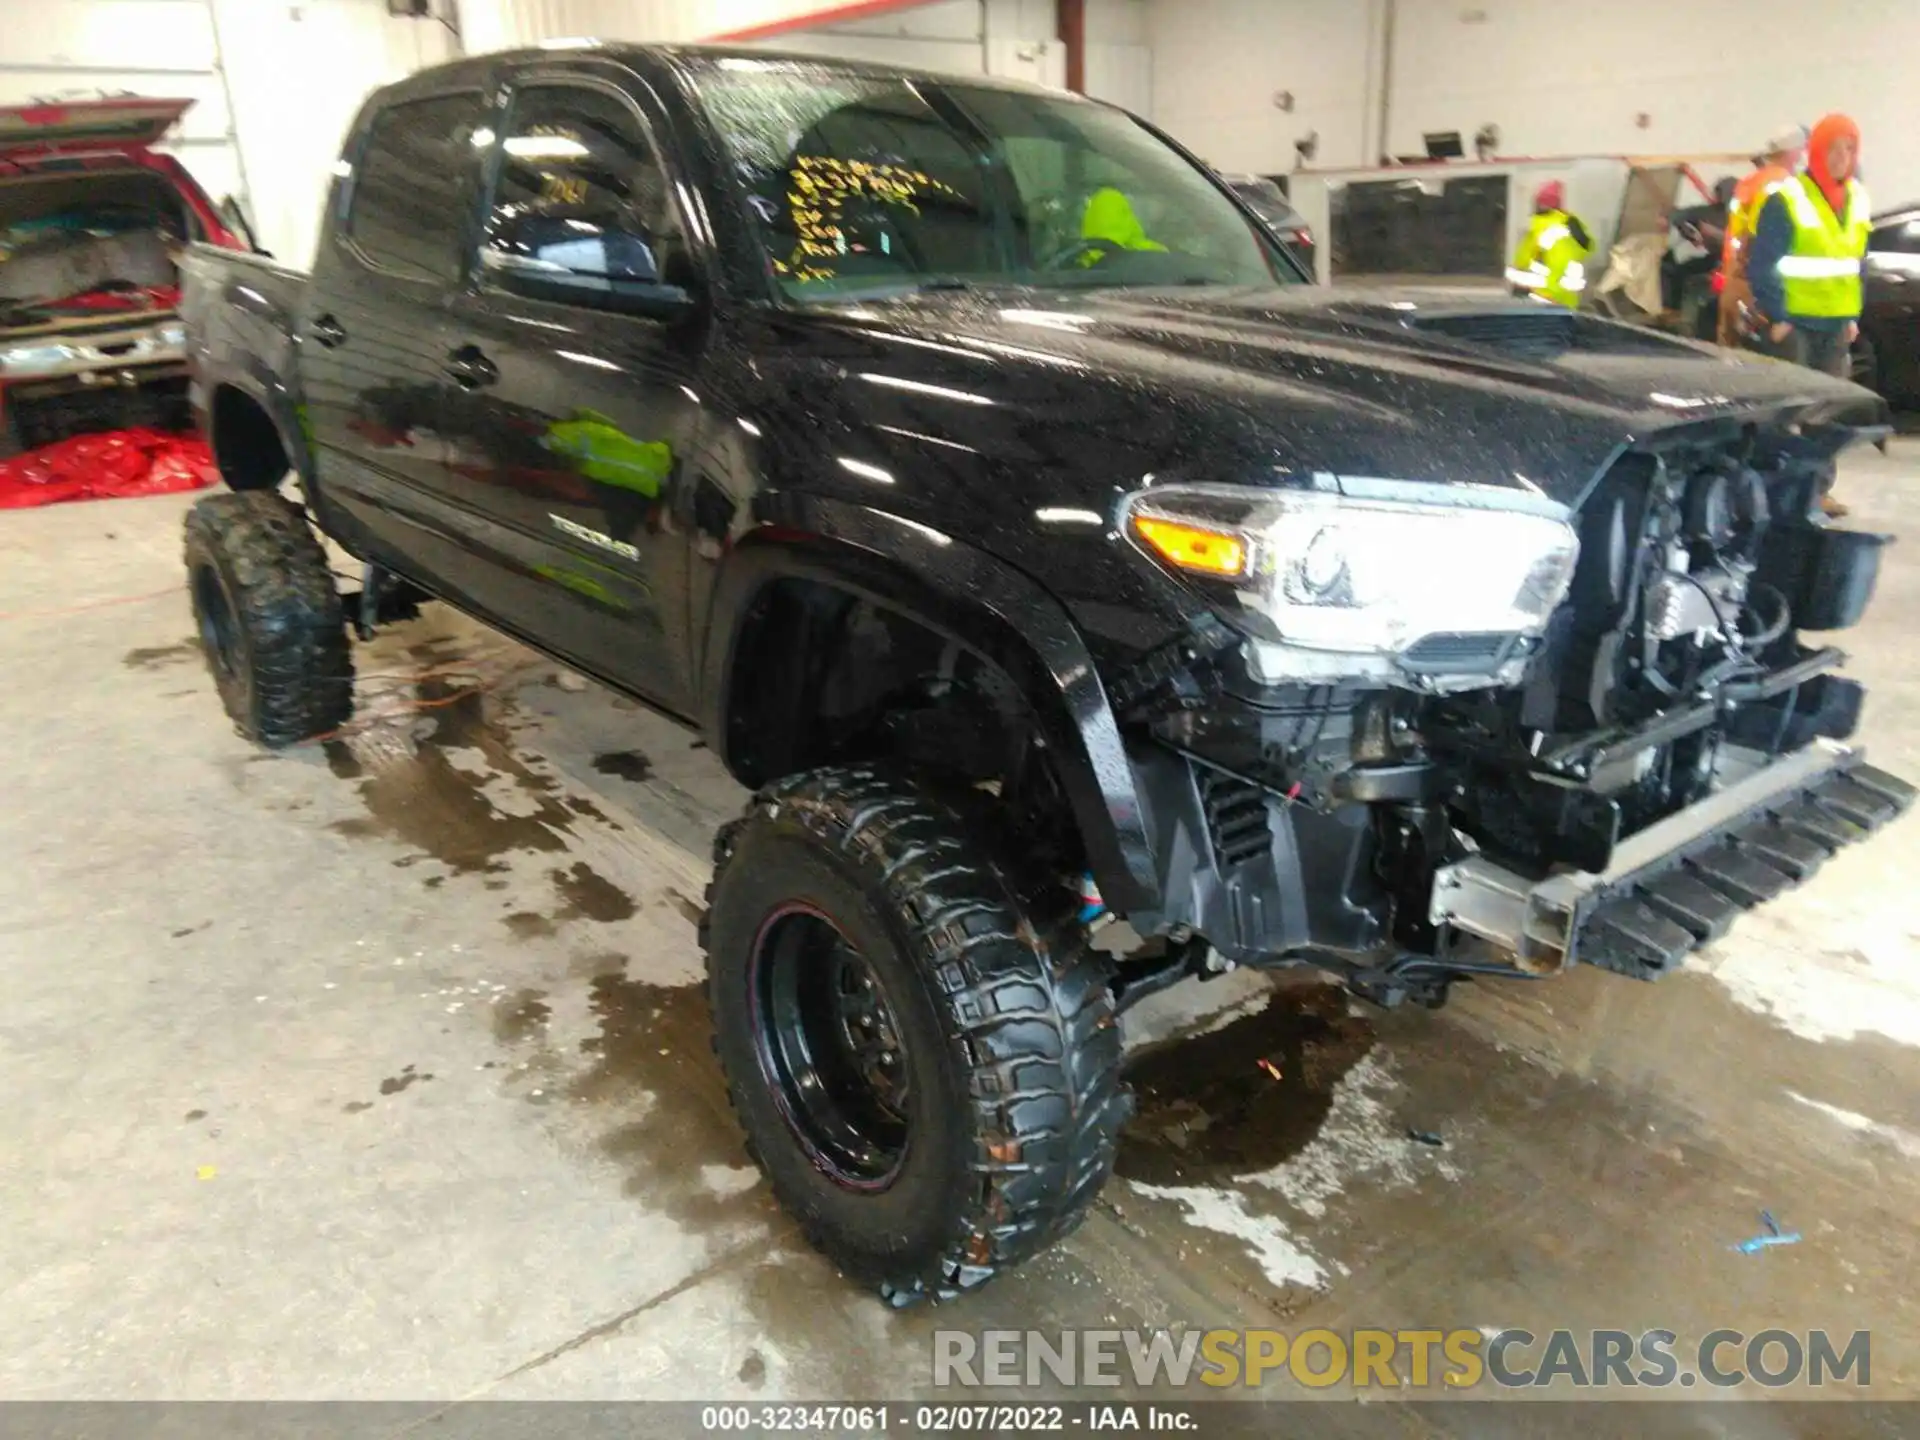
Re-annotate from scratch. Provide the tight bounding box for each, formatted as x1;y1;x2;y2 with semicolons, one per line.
742;1;994;77
735;0;1150;109
1145;0;1920;204
1082;0;1152;114
463;1;1151;111
212;0;457;267
1388;0;1920;204
454;0;935;49
1146;0;1381;173
0;1;455;268
1;2;242;207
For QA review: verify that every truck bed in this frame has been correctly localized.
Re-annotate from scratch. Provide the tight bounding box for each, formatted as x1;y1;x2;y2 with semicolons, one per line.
180;243;306;347
179;242;308;475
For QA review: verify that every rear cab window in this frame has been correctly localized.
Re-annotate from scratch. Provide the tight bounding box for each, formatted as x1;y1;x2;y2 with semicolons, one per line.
342;91;489;282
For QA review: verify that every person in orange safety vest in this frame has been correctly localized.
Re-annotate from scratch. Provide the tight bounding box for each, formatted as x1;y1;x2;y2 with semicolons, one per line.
1716;123;1807;347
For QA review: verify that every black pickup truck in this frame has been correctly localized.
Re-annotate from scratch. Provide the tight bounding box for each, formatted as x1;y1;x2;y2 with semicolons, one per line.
180;44;1912;1305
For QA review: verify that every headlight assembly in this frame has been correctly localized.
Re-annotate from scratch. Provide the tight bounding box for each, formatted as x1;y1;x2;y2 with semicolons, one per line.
1123;483;1579;688
0;342;76;375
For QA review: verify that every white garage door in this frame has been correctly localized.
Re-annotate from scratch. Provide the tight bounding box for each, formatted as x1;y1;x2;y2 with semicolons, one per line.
1;1;245;212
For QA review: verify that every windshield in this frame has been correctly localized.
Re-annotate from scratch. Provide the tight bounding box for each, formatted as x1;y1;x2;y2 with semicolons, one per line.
688;58;1294;301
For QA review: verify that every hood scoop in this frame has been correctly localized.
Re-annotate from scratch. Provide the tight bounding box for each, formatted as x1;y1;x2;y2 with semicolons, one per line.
1405;309;1575;362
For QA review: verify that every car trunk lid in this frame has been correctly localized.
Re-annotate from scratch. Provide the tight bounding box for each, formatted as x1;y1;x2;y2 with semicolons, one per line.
0;98;193;161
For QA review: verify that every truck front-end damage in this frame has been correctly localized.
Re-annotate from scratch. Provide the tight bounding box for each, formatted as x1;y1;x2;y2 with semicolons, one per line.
1112;407;1914;1008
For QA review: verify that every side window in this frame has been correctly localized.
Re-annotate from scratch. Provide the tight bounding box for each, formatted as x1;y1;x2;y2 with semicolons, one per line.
482;84;682;288
772;99;991;283
345;92;487;281
994;118;1255;270
1001;135;1076;259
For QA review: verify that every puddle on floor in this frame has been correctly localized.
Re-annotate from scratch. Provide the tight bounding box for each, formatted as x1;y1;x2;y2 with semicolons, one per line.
593;750;654;783
500;862;638;936
493;989;553;1045
122;639;201;671
551;860;637;922
316;668;652;949
378;1064;434;1096
1116;983;1375;1187
504;911;559;940
492;958;768;1230
328;687;578;875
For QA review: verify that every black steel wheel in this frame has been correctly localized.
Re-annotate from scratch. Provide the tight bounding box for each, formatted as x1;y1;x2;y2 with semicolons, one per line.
751;905;911;1188
704;765;1130;1305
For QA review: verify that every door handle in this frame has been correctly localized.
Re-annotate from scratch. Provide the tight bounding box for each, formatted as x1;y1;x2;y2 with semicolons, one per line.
444;344;498;389
310;313;347;348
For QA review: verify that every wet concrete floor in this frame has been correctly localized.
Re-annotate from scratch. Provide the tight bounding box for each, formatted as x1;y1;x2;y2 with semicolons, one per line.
3;445;1919;1433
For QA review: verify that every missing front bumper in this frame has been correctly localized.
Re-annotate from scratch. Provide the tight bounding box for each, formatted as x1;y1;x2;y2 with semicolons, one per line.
1430;740;1916;979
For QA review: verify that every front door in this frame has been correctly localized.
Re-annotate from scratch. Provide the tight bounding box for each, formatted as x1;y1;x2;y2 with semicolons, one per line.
441;73;705;713
301;87;494;606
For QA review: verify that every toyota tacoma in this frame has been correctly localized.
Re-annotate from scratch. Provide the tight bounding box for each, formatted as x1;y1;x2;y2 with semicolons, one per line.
179;45;1912;1305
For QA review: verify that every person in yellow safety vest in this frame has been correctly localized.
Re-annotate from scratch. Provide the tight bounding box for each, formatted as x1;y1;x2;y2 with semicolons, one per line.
1744;111;1869;377
1743;111;1870;516
1506;181;1593;308
1077;186;1167;265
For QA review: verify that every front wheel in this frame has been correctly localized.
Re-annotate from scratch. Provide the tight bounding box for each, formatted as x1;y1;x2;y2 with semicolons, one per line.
703;766;1130;1304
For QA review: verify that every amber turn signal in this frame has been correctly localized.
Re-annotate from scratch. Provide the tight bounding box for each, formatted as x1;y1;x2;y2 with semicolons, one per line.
1131;513;1249;579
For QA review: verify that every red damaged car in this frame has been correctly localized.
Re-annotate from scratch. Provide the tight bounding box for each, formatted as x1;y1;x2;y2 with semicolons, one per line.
0;97;246;456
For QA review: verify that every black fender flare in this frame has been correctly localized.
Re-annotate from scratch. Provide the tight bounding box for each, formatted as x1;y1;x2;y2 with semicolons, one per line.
199;352;362;549
698;498;1160;915
193;263;316;493
206;356;311;487
200;357;377;569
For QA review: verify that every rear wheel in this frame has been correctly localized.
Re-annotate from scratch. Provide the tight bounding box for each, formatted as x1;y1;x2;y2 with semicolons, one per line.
183;491;353;747
703;765;1130;1304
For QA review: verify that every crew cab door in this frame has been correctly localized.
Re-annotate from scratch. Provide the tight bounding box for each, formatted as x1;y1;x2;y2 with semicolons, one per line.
443;70;705;712
301;85;495;604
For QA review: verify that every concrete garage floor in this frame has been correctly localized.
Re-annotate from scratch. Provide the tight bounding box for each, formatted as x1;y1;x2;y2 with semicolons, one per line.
2;440;1918;1433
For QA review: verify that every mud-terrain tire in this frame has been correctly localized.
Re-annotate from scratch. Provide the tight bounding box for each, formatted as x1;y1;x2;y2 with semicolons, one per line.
183;491;352;747
703;765;1130;1305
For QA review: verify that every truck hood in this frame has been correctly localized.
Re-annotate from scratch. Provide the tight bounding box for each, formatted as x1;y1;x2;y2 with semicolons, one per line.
0;98;192;160
818;285;1882;510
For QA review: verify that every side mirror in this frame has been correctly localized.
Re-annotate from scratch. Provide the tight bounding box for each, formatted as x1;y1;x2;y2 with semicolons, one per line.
480;213;696;321
217;194;270;256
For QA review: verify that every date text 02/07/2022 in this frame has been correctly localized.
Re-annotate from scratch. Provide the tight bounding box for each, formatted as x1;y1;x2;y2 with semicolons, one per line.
698;1403;1206;1432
